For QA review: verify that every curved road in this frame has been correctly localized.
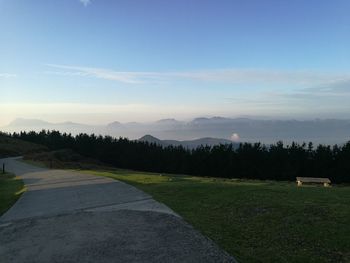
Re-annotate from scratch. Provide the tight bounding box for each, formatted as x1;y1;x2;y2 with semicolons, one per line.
0;157;235;263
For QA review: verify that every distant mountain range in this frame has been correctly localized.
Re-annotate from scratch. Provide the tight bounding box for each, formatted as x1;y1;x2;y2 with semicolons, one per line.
138;135;236;149
2;117;350;145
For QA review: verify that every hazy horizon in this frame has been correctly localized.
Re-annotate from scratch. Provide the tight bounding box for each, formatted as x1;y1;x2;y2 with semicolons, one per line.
2;116;350;145
1;1;350;134
3;115;350;127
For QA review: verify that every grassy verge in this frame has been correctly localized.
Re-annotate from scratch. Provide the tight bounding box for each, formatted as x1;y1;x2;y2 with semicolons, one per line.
85;169;350;263
0;173;25;216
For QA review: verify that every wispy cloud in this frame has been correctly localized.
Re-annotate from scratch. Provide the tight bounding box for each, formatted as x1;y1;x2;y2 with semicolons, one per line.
171;70;350;86
224;76;350;117
43;70;90;77
46;64;157;84
79;0;91;7
270;80;350;102
0;73;17;78
302;79;350;96
46;64;350;88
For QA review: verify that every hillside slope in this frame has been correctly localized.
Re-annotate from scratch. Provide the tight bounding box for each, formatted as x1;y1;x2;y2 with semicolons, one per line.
0;134;47;158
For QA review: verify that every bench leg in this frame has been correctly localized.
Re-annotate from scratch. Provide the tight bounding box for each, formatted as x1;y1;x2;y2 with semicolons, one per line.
324;182;330;187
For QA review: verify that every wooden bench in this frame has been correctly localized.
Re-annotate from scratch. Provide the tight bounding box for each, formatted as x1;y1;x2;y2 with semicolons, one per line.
296;177;331;187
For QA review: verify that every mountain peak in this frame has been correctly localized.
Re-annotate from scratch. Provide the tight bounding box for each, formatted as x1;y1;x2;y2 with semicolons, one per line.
138;135;162;144
8;118;51;127
107;121;122;128
191;117;210;123
156;118;178;123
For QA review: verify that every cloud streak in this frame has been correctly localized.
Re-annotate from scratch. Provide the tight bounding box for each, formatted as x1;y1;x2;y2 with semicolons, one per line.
46;64;158;84
302;80;350;96
268;79;350;102
0;73;17;78
46;64;350;87
79;0;91;7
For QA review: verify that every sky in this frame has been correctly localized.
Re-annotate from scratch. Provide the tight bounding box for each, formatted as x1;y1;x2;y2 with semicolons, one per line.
1;0;350;126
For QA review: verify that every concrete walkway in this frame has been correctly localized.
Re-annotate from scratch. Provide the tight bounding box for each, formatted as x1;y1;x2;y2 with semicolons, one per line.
0;157;235;263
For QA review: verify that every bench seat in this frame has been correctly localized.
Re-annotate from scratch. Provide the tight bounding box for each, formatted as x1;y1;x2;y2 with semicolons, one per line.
296;177;331;187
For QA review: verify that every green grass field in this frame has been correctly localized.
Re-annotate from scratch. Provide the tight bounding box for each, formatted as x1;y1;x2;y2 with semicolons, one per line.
85;169;350;263
0;173;25;216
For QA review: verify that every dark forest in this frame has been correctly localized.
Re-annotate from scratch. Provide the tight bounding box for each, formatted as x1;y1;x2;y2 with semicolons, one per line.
4;130;350;183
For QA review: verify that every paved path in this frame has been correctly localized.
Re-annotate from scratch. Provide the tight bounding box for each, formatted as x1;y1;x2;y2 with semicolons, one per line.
0;157;235;263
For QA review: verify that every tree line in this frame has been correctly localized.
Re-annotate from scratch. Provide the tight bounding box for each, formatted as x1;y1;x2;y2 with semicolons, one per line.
4;130;350;183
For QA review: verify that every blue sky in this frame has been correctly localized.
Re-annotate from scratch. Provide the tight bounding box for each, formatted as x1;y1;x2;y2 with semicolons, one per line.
1;0;350;125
